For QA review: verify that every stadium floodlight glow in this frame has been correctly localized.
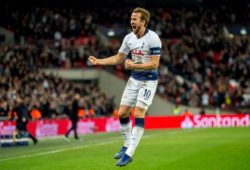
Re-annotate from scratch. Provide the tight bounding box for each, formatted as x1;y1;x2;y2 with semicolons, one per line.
107;30;115;37
240;27;247;35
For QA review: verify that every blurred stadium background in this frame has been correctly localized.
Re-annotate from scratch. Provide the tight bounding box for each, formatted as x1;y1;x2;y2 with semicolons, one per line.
0;0;250;169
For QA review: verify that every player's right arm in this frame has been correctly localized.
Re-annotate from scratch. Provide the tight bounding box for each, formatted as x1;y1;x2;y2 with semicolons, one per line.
89;34;130;66
88;52;126;66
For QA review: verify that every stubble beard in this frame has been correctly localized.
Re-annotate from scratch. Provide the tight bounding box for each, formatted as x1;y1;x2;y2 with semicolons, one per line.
133;25;141;35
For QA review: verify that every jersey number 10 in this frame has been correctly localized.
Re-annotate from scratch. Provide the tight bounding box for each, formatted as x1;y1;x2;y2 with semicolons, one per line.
143;89;151;99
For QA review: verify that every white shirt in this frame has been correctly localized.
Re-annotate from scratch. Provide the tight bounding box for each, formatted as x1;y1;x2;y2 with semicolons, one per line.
119;29;162;80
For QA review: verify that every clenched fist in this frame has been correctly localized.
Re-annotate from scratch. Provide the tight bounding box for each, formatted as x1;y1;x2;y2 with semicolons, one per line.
88;56;98;65
125;59;134;69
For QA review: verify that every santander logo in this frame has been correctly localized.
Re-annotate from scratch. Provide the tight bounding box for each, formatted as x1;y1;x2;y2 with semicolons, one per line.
181;116;194;129
131;49;144;56
181;115;250;128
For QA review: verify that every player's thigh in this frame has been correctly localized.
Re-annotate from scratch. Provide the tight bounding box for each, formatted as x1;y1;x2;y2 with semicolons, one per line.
137;80;158;107
120;77;139;107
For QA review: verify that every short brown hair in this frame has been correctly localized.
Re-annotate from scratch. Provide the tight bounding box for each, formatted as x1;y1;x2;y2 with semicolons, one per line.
133;7;150;27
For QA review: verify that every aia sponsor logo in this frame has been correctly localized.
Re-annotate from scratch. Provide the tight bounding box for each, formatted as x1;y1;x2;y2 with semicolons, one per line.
131;49;144;56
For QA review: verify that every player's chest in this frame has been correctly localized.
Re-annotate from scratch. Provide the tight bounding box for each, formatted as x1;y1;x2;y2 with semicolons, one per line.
127;38;149;51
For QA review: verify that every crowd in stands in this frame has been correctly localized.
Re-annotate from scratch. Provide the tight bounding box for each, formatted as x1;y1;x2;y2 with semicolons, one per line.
0;4;250;119
155;8;250;110
0;44;115;119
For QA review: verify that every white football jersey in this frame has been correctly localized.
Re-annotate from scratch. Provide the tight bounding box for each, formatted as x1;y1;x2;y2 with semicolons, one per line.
119;29;161;80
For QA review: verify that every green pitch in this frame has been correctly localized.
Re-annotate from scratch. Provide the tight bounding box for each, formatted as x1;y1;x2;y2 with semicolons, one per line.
0;128;250;170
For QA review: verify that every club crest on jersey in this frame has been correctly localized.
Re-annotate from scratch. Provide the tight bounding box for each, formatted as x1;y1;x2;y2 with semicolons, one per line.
131;49;144;56
142;42;145;48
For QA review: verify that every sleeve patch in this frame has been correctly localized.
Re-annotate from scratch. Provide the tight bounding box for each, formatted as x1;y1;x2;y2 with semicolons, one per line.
150;47;161;55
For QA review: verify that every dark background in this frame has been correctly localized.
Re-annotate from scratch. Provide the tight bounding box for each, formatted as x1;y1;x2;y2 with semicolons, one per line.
1;0;249;8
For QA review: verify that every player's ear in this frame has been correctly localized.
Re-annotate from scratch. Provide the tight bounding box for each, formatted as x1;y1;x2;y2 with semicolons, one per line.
142;20;146;26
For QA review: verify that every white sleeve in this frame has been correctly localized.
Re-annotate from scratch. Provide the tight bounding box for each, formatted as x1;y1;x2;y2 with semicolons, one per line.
149;32;162;56
118;35;130;55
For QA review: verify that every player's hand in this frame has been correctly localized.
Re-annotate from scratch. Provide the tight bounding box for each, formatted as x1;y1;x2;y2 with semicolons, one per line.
125;59;134;69
88;56;98;65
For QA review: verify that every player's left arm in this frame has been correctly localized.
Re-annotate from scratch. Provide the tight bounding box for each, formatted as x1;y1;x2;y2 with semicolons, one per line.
125;56;160;70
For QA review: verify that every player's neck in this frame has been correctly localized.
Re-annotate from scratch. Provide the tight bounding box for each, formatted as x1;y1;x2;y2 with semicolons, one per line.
136;27;146;38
